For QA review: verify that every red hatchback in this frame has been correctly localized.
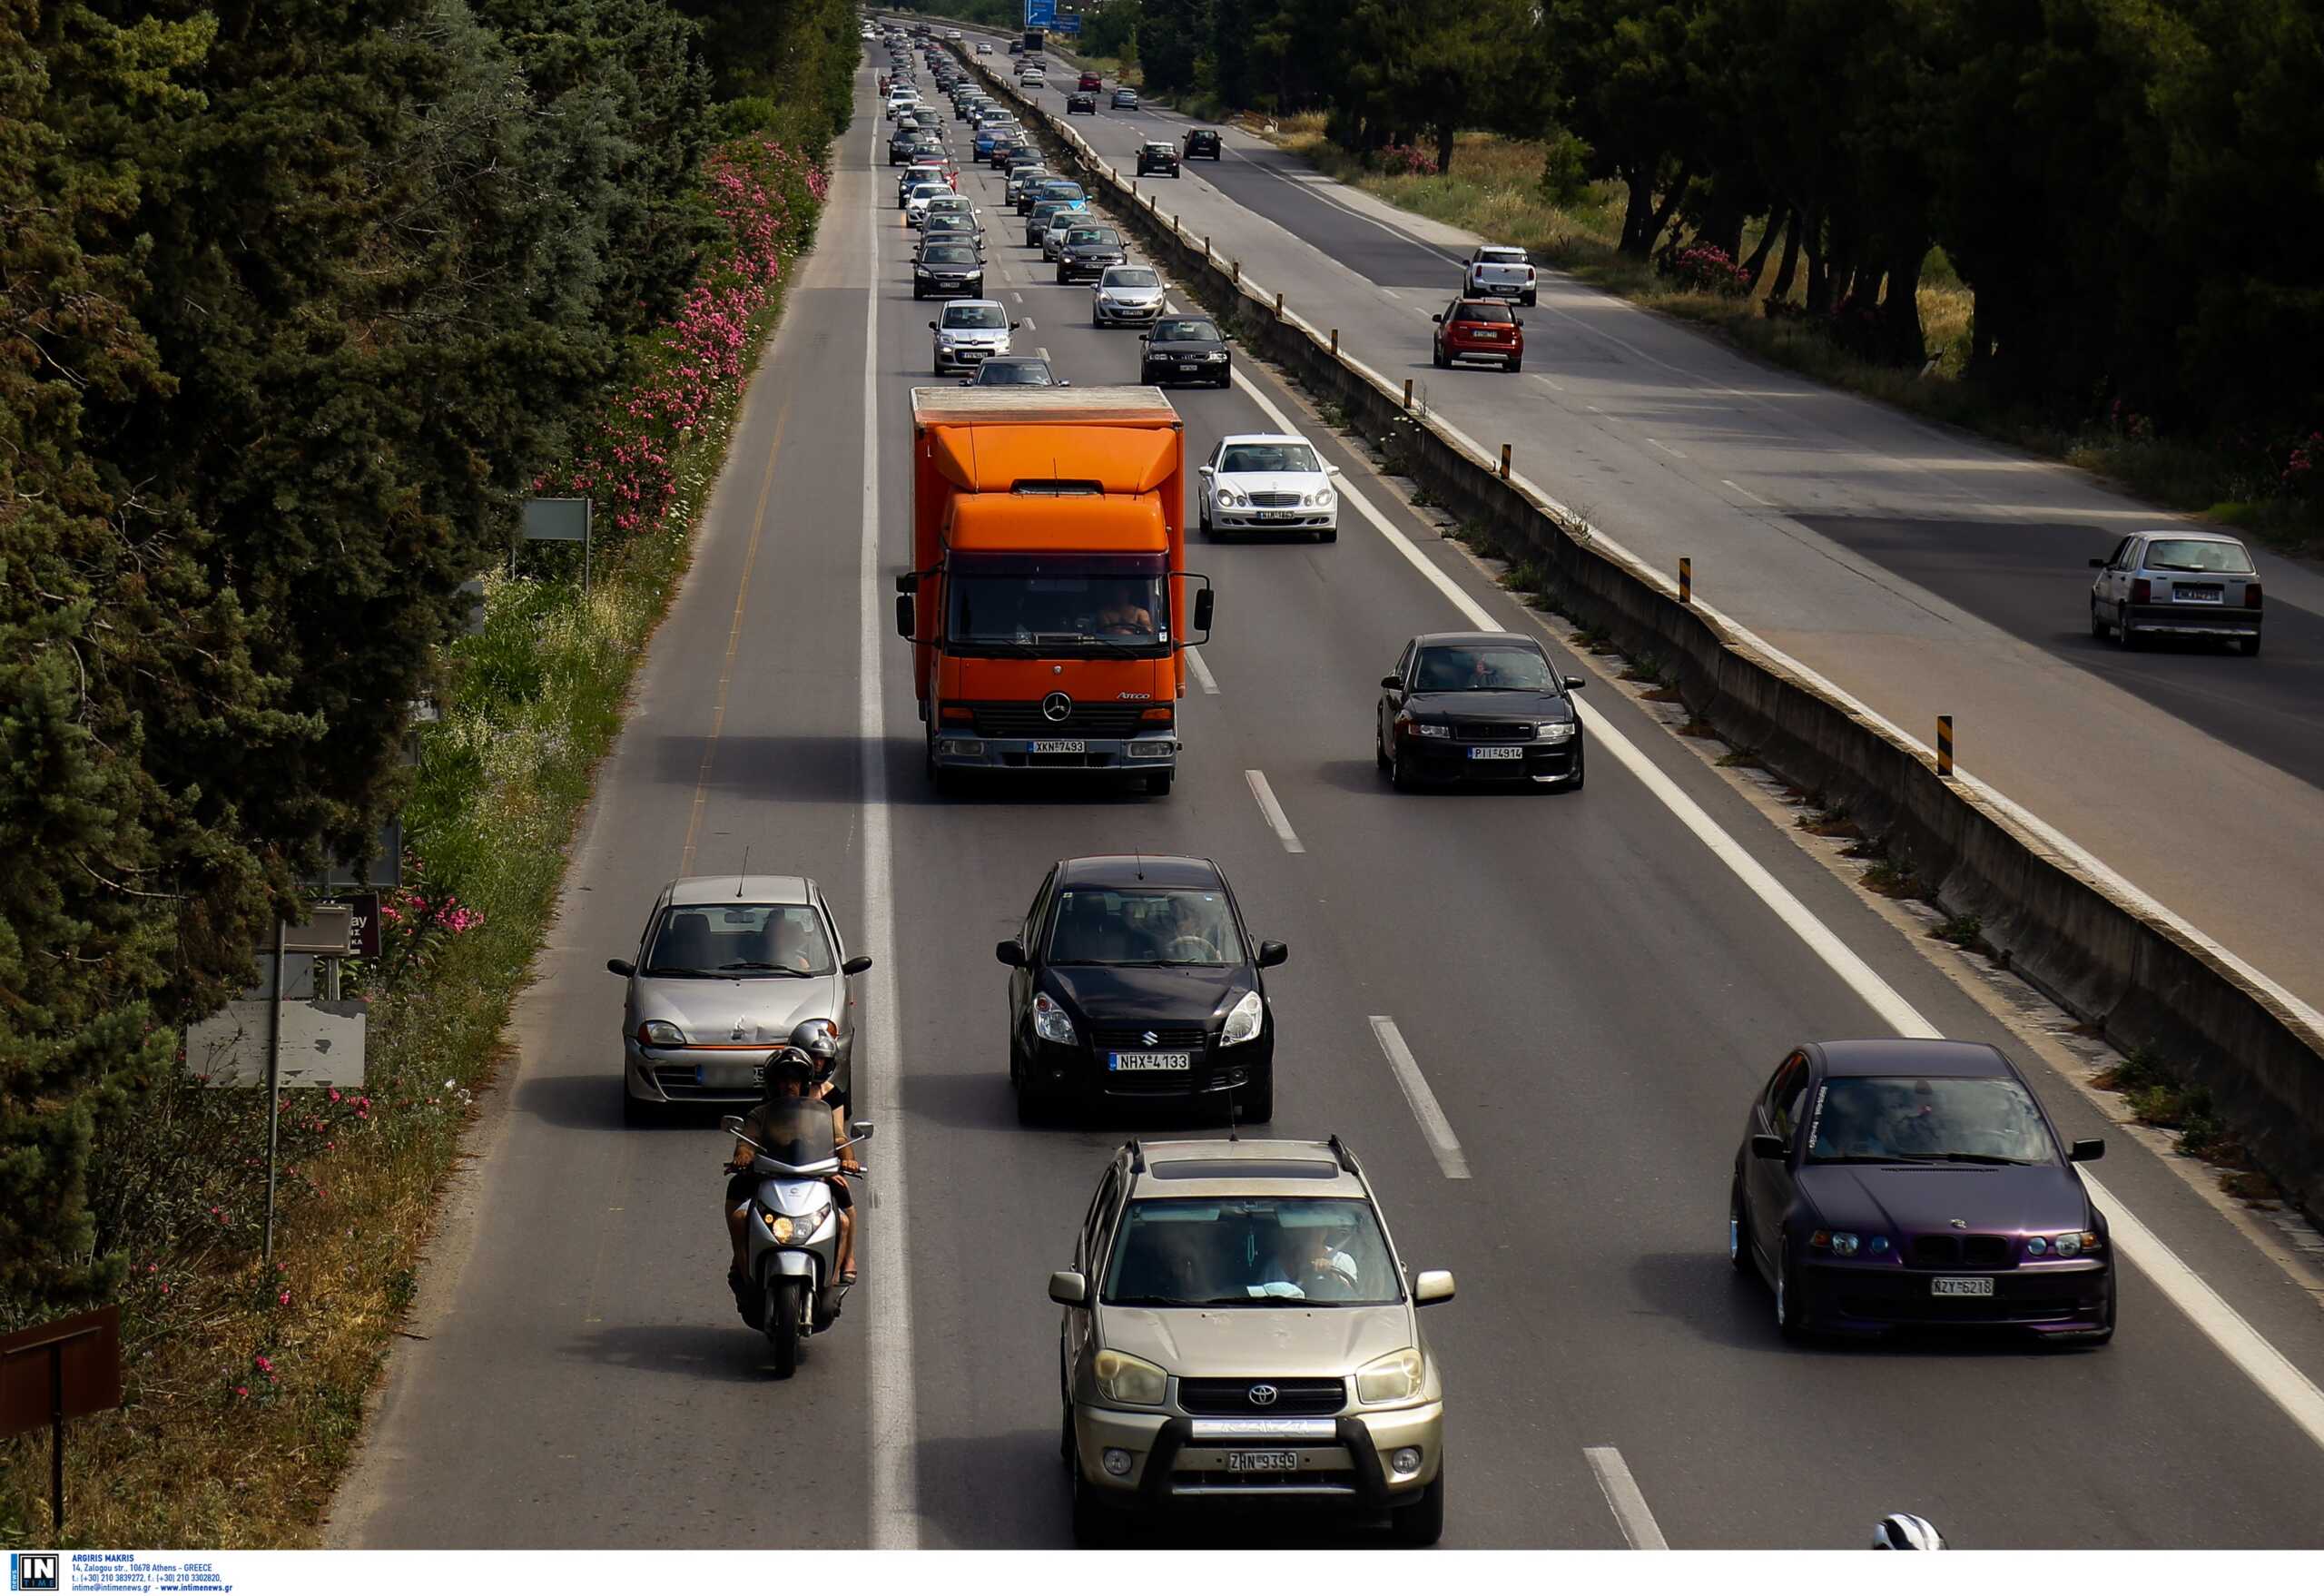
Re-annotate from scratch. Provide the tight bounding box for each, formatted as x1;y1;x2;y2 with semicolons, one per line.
1432;298;1524;372
1078;71;1103;91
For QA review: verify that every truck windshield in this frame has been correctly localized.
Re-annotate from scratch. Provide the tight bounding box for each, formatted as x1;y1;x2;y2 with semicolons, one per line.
949;573;1168;649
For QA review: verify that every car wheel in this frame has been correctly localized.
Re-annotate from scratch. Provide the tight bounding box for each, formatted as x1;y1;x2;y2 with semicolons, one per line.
2240;632;2263;657
1092;310;1102;328
1215;367;1231;389
912;286;923;300
1728;1180;1750;1274
1433;341;1447;369
1390;1467;1445;1546
621;1082;654;1127
1391;743;1420;793
1562;745;1585;792
1197;499;1212;537
1317;526;1336;543
1774;1235;1809;1342
2089;599;2109;640
1056;265;1068;283
1376;716;1393;772
1069;1457;1123;1547
1522;291;1537;307
2120;620;2144;650
1507;356;1522;373
1145;768;1174;797
1237;1066;1274;1125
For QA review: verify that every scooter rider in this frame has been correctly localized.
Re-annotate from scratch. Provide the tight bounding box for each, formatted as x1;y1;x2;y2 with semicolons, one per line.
787;1019;858;1262
725;1049;862;1312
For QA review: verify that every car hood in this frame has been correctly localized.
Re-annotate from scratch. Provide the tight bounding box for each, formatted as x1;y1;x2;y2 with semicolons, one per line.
631;974;844;1045
1099;284;1165;300
1098;1303;1413;1377
1065;243;1127;261
1404;687;1574;724
1795;1163;2093;1235
1046;962;1246;1024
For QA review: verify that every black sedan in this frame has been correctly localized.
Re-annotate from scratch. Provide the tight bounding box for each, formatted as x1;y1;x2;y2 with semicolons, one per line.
1135;141;1179;178
1732;1039;2114;1344
1138;314;1232;387
912;241;984;300
1000;855;1285;1124
1056;224;1127;283
1375;632;1585;790
1067;91;1098;114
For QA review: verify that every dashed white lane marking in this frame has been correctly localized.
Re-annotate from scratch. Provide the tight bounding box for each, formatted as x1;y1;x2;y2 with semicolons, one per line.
1584;1447;1669;1550
1185;645;1220;695
1368;1018;1471;1180
1647;437;1686;459
1721;478;1772;507
1243;768;1305;853
1531;375;1566;393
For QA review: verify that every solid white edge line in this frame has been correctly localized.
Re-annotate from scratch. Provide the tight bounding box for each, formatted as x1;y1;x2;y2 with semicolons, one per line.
1368;1017;1471;1180
1232;346;2324;1458
1243;768;1305;854
1185;644;1220;695
861;107;921;1551
1583;1446;1669;1551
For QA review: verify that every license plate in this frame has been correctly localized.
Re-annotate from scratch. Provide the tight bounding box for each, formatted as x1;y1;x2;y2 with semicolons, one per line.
1468;745;1524;760
1108;1050;1192;1071
1472;330;1501;339
2172;587;2222;603
1226;1451;1299;1473
695;1060;765;1091
1258;510;1295;522
1931;1276;1994;1297
1031;738;1086;754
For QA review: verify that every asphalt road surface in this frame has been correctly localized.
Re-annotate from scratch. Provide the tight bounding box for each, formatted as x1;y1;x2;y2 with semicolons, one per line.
326;63;2324;1550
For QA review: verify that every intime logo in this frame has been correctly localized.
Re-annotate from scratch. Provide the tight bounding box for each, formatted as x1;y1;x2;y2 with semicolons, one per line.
9;1553;60;1592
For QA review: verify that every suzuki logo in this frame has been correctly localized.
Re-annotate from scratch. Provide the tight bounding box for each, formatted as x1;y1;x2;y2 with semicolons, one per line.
1141;1030;1159;1048
1246;1384;1279;1407
1041;691;1073;723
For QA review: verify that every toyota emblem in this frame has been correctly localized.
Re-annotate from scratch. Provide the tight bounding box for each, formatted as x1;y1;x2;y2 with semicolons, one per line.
1041;691;1074;723
1246;1384;1279;1407
1141;1030;1160;1048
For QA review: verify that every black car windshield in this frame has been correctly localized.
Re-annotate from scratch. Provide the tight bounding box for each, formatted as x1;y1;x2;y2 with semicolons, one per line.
645;903;833;977
1153;318;1220;343
1048;886;1243;965
950;573;1166;645
1103;1198;1400;1306
1412;643;1554;692
1065;229;1117;246
2142;538;2253;574
1806;1075;2056;1165
971;360;1054;385
921;245;977;264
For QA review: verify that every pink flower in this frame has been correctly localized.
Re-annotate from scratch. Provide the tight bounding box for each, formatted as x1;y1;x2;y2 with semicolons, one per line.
235;1386;249;1399
254;1355;272;1373
328;1089;341;1103
279;1291;292;1306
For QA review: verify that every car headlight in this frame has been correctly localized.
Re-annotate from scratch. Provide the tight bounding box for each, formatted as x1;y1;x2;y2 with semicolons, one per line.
2051;1230;2099;1258
1411;722;1449;739
637;1020;684;1047
1220;988;1265;1047
1829;1231;1861;1257
1032;990;1078;1045
1356;1347;1424;1404
1536;721;1575;743
1093;1348;1167;1406
1307;488;1334;507
1219;488;1246;507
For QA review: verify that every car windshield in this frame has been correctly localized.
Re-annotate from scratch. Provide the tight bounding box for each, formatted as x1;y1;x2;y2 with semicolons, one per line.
1042;183;1085;200
1412;643;1554;692
1154;319;1219;343
1806;1075;2057;1165
1104;268;1159;288
973;360;1054;385
1103;1198;1401;1306
644;903;832;977
1219;442;1321;475
909;185;945;201
922;246;976;264
943;304;1007;329
1454;301;1517;324
2142;538;2253;574
1047;886;1243;966
1066;229;1117;246
950;573;1167;645
1145;143;1170;154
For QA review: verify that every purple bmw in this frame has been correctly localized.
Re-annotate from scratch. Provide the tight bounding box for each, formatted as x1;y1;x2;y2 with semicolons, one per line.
1730;1039;2115;1344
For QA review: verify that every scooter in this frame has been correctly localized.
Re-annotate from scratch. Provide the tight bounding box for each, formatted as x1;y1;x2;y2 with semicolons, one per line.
721;1113;874;1378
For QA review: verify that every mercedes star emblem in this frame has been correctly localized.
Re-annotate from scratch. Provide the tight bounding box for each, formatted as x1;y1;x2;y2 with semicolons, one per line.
1041;691;1073;723
1246;1384;1279;1407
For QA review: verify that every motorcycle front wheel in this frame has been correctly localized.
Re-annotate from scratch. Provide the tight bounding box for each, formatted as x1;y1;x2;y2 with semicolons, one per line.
765;1276;804;1378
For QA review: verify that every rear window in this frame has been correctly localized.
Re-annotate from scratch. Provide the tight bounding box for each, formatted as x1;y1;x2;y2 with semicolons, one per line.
2142;538;2253;574
1455;301;1516;324
1480;248;1527;264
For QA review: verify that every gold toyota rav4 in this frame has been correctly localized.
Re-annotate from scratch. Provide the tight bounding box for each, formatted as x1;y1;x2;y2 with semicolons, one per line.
1049;1137;1455;1544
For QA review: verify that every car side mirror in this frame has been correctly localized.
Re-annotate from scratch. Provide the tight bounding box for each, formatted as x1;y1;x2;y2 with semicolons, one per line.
1256;940;1288;968
996;938;1027;967
895;593;914;638
849;1120;877;1142
1326;465;1343;475
2070;1138;2105;1163
1059;379;1072;387
1413;1269;1456;1306
1750;1133;1787;1160
928;320;937;330
720;1115;747;1138
2087;557;2104;568
1138;332;1151;341
1010;319;1021;329
959;378;973;387
1563;676;1586;691
1381;675;1403;691
842;954;874;976
1048;1269;1088;1306
1196;464;1213;477
1431;312;1443;323
606;958;635;978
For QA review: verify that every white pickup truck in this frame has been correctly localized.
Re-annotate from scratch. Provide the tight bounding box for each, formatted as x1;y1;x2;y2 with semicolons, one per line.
1464;245;1537;306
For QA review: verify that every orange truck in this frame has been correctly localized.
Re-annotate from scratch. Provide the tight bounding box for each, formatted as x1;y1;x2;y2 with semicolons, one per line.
896;387;1212;796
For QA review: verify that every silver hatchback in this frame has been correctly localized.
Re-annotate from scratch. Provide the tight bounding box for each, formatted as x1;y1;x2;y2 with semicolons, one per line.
2089;529;2263;655
608;874;872;1123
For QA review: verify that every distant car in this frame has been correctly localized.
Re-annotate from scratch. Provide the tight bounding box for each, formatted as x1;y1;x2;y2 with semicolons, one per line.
902;182;950;225
610;874;872;1124
1067;91;1098;114
1024;177;1084;216
963;356;1065;388
1056;224;1128;282
1025;199;1081;248
1432;297;1524;372
930;298;1015;375
1019;70;1047;90
1464;244;1537;306
1182;128;1222;160
1139;314;1231;387
1008;40;1023;54
1092;265;1166;328
1135;141;1178;178
2088;530;2263;654
1078;71;1103;92
913;241;985;300
1040;209;1086;260
1000;854;1285;1122
1111;88;1139;109
1376;632;1586;790
975;40;991;54
1197;433;1340;542
921;212;983;252
1005;164;1051;205
898;162;952;206
988;136;1028;169
1732;1039;2115;1344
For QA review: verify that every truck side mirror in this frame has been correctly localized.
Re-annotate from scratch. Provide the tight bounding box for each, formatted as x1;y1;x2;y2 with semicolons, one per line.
896;571;919;595
1193;588;1215;631
894;594;913;638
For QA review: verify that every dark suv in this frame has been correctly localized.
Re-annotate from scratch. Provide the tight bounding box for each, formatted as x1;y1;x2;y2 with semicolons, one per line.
1135;141;1179;178
1182;128;1222;160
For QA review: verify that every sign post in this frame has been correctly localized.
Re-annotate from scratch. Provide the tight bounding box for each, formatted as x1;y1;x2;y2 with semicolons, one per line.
522;496;594;594
0;1305;123;1538
261;909;354;1266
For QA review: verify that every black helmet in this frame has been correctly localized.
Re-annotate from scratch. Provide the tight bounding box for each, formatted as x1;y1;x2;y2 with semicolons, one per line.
788;1019;841;1061
764;1046;816;1088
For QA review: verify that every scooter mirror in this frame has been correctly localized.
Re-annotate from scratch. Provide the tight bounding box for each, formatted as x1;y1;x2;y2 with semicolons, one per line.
720;1115;747;1138
850;1120;878;1141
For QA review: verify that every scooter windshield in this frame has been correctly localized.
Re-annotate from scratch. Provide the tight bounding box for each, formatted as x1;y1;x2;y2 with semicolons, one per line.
748;1098;836;1169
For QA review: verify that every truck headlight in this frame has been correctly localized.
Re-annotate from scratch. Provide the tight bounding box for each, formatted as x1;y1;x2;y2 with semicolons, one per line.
637;1020;684;1047
1220;988;1264;1047
1093;1349;1167;1406
1033;991;1078;1045
1356;1347;1424;1404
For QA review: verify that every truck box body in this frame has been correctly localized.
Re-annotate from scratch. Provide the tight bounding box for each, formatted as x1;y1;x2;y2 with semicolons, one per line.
904;388;1199;790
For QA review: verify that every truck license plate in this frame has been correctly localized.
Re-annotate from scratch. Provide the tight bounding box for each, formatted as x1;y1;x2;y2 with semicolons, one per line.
1030;738;1086;754
1468;745;1524;760
1931;1276;1994;1297
1109;1051;1191;1071
1226;1451;1299;1473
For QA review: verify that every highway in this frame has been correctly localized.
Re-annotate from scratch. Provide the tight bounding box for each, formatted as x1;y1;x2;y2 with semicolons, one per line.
957;28;2324;1030
325;61;2324;1549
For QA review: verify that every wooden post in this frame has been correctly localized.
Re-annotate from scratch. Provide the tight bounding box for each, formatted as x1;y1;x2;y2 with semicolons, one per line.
1232;260;1241;284
1330;329;1339;358
1274;291;1284;320
1937;715;1955;776
1679;557;1692;605
1499;444;1512;480
1403;379;1413;409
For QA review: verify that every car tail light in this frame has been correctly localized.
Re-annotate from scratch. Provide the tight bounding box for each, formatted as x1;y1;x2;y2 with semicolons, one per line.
2246;582;2261;609
2130;578;2151;604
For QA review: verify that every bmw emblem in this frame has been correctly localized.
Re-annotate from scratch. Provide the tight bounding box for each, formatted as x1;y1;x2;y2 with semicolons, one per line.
1041;691;1073;723
1247;1384;1279;1407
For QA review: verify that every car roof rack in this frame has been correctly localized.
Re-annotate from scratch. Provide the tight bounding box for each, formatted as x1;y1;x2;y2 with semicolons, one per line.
1326;1134;1361;1176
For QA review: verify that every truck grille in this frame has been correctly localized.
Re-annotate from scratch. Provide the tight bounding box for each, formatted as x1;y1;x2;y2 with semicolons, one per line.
1179;1377;1346;1416
970;703;1150;738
